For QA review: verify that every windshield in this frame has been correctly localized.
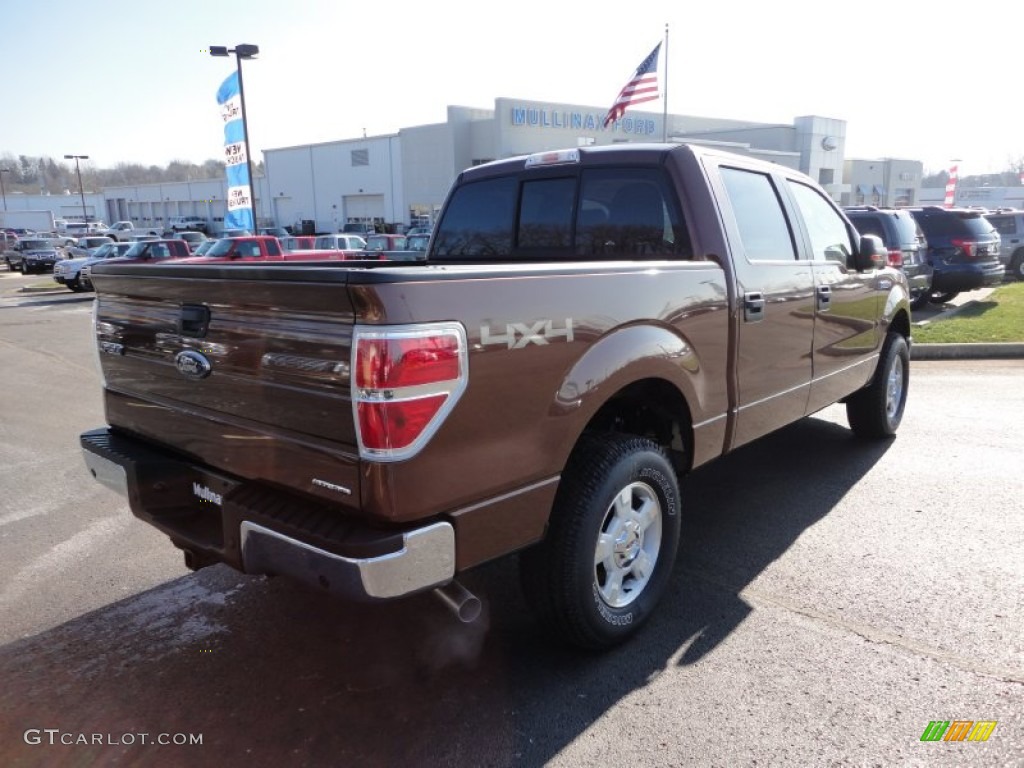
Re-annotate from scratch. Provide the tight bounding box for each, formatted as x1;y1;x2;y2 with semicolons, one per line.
21;240;51;249
124;242;149;258
205;239;235;256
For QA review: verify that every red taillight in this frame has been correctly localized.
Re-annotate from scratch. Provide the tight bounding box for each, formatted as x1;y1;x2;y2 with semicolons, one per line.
356;335;461;389
357;396;448;453
950;238;976;259
887;248;903;267
353;324;467;460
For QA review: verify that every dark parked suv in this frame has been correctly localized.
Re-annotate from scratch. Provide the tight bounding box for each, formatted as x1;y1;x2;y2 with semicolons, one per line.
844;206;933;309
907;207;1004;303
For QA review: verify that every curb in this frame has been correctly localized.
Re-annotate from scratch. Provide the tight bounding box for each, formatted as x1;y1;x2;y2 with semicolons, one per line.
912;342;1024;360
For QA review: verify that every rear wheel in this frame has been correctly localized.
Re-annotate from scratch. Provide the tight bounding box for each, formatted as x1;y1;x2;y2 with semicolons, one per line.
909;291;931;311
846;333;909;439
520;434;681;650
929;290;959;305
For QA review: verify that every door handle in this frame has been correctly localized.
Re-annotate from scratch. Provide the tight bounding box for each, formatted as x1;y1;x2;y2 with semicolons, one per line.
816;284;832;311
744;291;765;323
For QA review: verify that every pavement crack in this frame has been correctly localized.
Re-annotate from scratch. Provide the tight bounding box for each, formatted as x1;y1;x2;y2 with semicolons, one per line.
687;565;1024;684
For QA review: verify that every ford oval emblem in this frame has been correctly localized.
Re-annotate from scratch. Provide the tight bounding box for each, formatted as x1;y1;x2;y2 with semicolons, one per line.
175;350;212;379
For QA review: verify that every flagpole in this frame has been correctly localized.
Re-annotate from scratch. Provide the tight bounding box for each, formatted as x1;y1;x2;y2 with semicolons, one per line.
662;23;669;143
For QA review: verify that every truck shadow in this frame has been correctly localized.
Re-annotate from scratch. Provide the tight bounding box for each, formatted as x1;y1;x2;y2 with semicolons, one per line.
0;413;891;767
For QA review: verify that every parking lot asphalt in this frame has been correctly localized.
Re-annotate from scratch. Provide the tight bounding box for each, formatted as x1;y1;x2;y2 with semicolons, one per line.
1;293;1020;767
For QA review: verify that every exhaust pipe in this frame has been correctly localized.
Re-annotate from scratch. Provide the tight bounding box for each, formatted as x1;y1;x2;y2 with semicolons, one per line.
433;580;482;623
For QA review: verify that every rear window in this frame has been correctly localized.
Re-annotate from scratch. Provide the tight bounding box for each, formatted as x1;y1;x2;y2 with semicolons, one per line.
915;210;996;238
432;168;692;261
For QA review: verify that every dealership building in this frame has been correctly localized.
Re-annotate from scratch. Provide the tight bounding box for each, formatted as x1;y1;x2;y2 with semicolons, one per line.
8;97;945;233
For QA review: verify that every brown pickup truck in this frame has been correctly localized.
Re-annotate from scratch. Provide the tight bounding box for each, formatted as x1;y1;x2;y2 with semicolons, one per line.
81;143;911;649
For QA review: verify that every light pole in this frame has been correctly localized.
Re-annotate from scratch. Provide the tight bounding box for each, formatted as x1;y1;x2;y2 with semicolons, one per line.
64;154;90;222
0;167;10;211
209;44;259;229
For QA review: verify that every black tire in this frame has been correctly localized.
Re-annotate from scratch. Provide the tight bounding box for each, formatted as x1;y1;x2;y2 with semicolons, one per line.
909;291;930;311
67;280;84;293
520;433;681;650
21;264;32;275
929;290;959;305
846;333;909;439
1010;251;1024;281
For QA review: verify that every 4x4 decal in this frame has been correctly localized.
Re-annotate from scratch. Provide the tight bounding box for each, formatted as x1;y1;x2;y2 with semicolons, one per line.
480;319;574;349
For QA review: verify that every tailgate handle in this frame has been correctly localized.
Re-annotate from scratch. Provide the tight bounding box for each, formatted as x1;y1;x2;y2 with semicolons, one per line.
179;305;210;338
743;292;765;323
816;284;832;311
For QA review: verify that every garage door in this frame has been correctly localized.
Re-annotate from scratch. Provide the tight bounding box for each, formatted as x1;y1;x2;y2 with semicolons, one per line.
343;194;384;223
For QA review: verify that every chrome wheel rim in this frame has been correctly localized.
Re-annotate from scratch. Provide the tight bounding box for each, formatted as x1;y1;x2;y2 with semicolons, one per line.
594;482;662;608
886;355;904;420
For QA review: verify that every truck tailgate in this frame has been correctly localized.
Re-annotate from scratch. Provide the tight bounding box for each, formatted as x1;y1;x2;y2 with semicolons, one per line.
91;264;362;507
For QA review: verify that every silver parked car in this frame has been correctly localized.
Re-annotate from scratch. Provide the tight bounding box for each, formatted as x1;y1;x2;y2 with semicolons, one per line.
57;242;133;291
984;209;1024;280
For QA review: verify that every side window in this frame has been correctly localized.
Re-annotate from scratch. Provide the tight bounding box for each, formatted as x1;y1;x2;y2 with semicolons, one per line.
720;167;796;261
433;177;516;258
266;239;281;256
576;168;692;259
988;216;1015;236
787;181;854;264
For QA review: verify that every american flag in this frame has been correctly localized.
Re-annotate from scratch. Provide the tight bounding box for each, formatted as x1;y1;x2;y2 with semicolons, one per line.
603;43;662;128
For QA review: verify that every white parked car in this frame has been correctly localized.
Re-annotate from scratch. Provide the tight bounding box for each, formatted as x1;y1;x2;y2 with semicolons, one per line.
313;233;367;251
53;241;132;291
168;216;209;233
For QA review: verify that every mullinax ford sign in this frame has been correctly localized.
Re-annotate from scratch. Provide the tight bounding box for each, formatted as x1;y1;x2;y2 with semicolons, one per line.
510;107;656;136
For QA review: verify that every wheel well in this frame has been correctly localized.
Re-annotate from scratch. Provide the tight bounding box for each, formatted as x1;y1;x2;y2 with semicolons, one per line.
890;308;910;341
582;378;693;474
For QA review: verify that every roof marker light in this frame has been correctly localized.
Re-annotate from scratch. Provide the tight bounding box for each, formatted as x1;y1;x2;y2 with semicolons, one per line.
525;149;581;168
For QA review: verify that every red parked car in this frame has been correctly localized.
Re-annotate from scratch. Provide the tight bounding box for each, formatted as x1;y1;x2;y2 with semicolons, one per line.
80;239;191;288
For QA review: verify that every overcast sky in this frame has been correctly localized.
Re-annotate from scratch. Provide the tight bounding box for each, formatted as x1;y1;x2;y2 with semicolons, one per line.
5;0;1019;177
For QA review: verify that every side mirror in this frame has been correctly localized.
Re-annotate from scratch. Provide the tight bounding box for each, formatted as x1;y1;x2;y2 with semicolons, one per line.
854;234;886;271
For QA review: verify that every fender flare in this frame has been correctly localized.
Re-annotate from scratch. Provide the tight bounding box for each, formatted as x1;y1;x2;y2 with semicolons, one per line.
548;323;705;466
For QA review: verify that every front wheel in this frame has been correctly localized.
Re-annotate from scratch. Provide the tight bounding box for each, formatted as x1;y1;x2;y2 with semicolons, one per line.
846;333;909;439
520;434;681;650
1010;251;1024;281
